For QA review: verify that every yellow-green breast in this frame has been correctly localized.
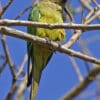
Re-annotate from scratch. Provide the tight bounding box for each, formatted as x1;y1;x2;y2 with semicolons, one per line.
36;1;66;41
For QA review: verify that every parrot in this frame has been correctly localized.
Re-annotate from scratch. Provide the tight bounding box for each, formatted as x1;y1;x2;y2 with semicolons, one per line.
27;0;66;99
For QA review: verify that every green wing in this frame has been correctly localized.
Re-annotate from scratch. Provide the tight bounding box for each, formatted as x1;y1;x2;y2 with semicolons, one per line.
27;6;40;35
27;6;40;86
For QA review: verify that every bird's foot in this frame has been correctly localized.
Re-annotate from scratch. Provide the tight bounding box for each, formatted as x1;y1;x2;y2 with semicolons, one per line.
54;41;61;54
56;41;61;47
45;37;54;51
45;37;51;44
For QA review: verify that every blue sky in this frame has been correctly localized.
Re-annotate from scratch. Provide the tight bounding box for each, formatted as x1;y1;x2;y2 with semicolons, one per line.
0;0;100;100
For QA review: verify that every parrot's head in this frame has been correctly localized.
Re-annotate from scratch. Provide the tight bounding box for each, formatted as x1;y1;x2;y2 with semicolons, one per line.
42;0;67;6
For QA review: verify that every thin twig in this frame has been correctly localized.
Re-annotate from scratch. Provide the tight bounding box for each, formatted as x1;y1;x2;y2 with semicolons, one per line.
78;40;93;72
62;64;100;100
1;35;16;79
6;80;17;100
86;6;100;21
68;56;83;82
80;0;94;20
0;1;3;18
80;0;93;11
0;58;7;74
0;53;5;59
82;35;100;45
2;0;14;15
96;75;100;100
14;5;32;20
93;0;100;9
78;89;96;99
16;54;28;77
14;67;25;77
64;6;74;23
85;10;100;24
17;74;27;100
64;29;82;48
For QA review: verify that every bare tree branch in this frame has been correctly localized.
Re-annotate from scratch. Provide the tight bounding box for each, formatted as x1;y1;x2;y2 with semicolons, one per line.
62;64;100;100
0;58;7;74
0;53;5;59
83;34;100;44
0;1;3;18
2;0;14;15
14;5;32;20
17;74;27;100
77;89;96;99
86;10;100;24
0;19;100;30
92;0;100;9
64;8;100;48
80;0;93;11
16;54;28;77
6;81;17;100
0;26;100;65
1;35;16;79
68;56;84;82
64;29;82;48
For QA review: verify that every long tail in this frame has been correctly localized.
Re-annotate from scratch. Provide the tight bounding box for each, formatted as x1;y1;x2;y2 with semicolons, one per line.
30;80;38;100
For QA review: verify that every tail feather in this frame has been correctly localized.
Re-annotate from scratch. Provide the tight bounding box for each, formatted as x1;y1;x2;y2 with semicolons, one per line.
30;81;38;100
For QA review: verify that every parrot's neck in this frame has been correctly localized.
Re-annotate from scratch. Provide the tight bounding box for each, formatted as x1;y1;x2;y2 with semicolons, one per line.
39;1;63;12
41;0;66;6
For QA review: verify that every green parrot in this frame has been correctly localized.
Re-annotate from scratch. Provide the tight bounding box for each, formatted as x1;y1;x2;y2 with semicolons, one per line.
27;0;66;99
